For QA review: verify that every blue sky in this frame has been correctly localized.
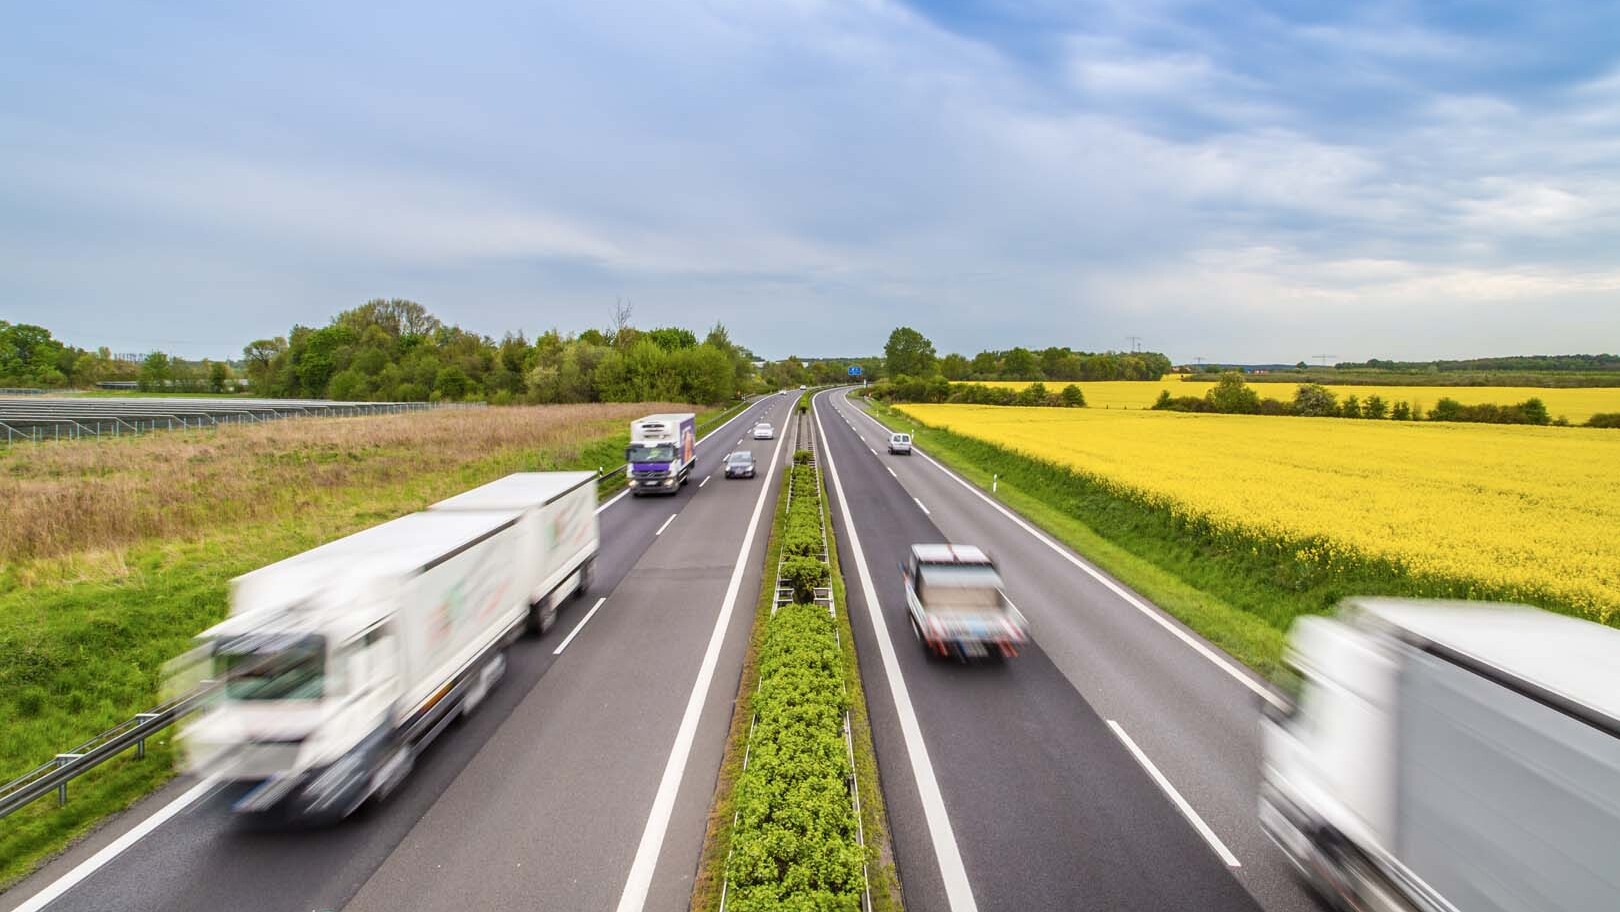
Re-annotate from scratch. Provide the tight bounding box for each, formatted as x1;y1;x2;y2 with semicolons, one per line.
3;0;1617;362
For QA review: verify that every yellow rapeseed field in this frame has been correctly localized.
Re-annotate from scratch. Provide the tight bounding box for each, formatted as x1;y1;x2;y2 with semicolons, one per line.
894;404;1620;622
970;380;1620;423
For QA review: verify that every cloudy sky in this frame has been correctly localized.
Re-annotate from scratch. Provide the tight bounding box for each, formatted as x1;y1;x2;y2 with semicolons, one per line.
3;0;1618;362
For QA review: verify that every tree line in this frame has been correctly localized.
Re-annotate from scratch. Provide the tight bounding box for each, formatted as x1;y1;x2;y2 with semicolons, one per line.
1154;373;1616;427
243;299;756;405
881;325;1171;382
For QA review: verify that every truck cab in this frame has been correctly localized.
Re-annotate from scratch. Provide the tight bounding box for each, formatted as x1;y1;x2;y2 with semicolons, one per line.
626;413;696;495
901;544;1029;660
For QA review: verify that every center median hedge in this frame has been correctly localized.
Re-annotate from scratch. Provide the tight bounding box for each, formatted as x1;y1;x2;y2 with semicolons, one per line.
724;603;863;910
722;459;864;911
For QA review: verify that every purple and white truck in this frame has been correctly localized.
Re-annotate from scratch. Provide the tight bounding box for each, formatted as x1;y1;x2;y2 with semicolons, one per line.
626;412;696;496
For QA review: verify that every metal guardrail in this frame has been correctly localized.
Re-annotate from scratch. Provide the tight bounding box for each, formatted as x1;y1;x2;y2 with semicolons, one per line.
0;684;218;820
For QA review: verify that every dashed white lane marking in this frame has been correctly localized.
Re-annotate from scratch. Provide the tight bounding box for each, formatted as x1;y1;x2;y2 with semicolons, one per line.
699;475;711;488
613;411;791;912
1108;720;1240;867
655;514;677;535
554;597;609;655
913;497;930;515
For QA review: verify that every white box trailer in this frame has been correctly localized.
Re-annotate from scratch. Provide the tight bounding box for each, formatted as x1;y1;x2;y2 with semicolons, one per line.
184;509;529;821
430;471;599;633
1260;599;1620;912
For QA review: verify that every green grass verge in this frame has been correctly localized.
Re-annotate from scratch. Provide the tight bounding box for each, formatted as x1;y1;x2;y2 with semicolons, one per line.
0;409;731;890
859;396;1290;679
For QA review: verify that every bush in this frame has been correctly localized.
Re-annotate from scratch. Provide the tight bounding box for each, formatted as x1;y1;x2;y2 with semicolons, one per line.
1587;412;1620;428
793;449;814;465
1391;401;1412;421
781;555;831;603
724;603;861;911
1204;372;1261;414
1014;381;1050;406
1429;397;1552;425
1292;383;1338;417
1059;384;1086;407
1152;391;1213;412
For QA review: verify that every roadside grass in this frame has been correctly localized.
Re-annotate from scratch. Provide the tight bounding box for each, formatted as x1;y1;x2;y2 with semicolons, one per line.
0;401;710;889
860;397;1290;680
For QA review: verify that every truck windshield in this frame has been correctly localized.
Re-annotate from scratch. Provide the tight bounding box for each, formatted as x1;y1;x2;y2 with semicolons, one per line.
214;635;326;701
627;443;677;462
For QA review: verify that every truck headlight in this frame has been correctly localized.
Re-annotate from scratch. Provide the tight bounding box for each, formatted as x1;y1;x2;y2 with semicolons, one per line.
628;480;638;486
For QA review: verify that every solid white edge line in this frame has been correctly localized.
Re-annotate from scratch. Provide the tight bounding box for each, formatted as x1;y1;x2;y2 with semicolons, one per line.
840;397;1286;711
655;514;677;536
1106;720;1241;867
913;497;930;515
597;398;765;516
813;392;979;912
613;408;791;912
8;776;219;912
554;597;609;655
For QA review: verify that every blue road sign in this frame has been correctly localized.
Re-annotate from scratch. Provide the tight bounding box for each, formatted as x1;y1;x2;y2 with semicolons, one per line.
848;365;863;377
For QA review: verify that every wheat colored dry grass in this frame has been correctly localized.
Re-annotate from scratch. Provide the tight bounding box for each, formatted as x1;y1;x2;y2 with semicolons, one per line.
1;403;668;564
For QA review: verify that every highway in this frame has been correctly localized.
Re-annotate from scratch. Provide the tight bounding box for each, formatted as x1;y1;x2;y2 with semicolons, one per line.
6;387;1325;912
812;388;1318;912
3;393;798;912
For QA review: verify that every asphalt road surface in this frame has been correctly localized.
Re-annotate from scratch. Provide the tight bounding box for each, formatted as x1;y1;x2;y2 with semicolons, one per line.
3;394;798;912
813;388;1318;912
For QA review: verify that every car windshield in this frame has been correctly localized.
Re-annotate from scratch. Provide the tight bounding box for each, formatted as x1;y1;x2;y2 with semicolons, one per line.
627;443;677;462
728;452;752;464
893;435;909;442
755;424;771;430
214;633;326;701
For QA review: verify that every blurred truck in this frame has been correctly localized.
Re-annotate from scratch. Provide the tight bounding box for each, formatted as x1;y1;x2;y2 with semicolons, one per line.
626;412;695;496
1260;598;1620;912
183;509;532;822
431;471;598;634
901;543;1029;659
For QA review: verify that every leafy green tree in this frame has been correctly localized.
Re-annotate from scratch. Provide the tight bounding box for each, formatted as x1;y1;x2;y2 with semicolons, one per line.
137;352;172;391
1391;401;1412;421
1292;383;1338;417
883;326;937;378
1014;381;1050;406
939;353;971;380
1060;384;1086;407
970;351;999;378
1363;394;1389;419
645;327;698;350
1341;395;1362;418
208;360;230;393
1000;347;1041;379
1205;372;1261;413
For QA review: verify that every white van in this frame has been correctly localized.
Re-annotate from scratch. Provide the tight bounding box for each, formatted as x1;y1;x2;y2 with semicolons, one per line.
888;432;912;455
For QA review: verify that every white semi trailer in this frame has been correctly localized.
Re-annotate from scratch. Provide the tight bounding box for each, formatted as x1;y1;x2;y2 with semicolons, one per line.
1260;598;1620;912
184;509;530;821
431;471;599;634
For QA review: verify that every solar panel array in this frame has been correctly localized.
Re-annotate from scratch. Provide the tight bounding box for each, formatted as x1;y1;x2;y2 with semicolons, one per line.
0;396;461;444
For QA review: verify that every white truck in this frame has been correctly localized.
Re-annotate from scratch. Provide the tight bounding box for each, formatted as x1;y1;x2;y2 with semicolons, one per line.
1260;598;1620;912
626;412;696;496
431;471;598;634
183;509;531;822
901;544;1030;660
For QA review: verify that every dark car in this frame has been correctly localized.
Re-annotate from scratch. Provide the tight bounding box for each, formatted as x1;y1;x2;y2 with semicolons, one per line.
724;451;756;479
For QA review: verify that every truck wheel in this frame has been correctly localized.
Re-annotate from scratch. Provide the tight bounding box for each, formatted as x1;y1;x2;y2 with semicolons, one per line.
371;745;414;803
575;561;594;599
538;594;560;634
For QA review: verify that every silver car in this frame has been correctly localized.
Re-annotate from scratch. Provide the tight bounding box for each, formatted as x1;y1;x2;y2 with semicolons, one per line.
752;422;774;440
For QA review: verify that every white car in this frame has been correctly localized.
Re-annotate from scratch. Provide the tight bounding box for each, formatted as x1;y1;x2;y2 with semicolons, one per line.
752;422;775;440
888;432;912;455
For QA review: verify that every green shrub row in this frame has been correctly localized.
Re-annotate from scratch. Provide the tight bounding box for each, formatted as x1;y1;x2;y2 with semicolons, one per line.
867;376;1086;407
723;457;863;911
724;603;863;911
